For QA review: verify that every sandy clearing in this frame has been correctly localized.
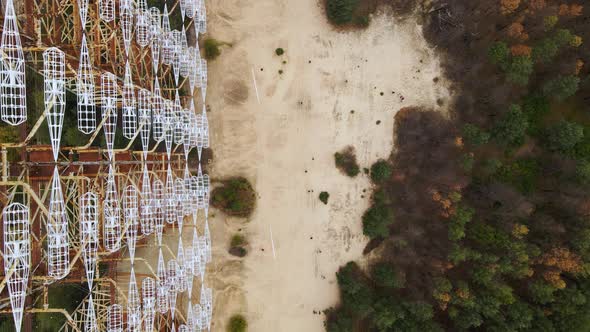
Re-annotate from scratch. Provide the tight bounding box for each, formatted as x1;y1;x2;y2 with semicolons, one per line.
205;0;451;331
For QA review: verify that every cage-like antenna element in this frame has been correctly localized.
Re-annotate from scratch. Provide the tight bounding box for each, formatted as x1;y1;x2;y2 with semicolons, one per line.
99;0;115;22
174;177;186;230
192;303;203;332
43;48;66;161
123;185;138;263
202;286;213;330
192;228;203;279
167;259;178;319
85;295;98;332
165;165;176;226
176;238;187;293
106;304;123;332
122;62;137;139
77;0;89;28
173;92;184;146
47;166;70;279
182;166;192;216
164;100;174;159
152;78;165;142
103;165;121;252
182;108;192;160
161;5;173;65
136;10;150;47
142;277;156;331
79;191;98;290
137;88;150;158
101;72;118;161
0;0;27;126
156;248;169;314
140;165;154;235
171;30;181;85
2;203;30;332
149;7;161;73
119;0;133;56
186;0;196;19
77;35;96;134
197;0;207;34
127;267;141;331
152;178;164;245
185;244;194;297
187;48;197;94
178;325;189;332
200;59;208;101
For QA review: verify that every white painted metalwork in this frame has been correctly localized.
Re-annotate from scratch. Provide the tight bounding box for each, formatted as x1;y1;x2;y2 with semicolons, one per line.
200;59;207;101
80;192;98;290
186;0;196;19
164;100;174;158
2;203;30;332
99;0;115;22
123;185;138;263
173;92;184;145
156;248;169;314
0;0;27;126
179;0;187;21
107;304;123;332
192;303;203;332
136;10;150;48
78;0;89;28
190;176;199;215
137;88;150;158
178;325;189;332
103;165;121;252
47;166;70;279
127;268;141;331
176;237;187;293
149;7;161;73
85;295;98;332
196;0;207;34
152;78;165;142
152;178;164;245
165;165;176;226
161;5;173;65
141;277;156;331
171;30;181;85
122;62;137;139
182;166;192;216
187;48;197;94
185;245;194;297
101;72;118;160
140;165;154;235
201;285;213;330
167;259;178;319
204;220;212;263
192;228;202;279
120;0;133;55
77;35;96;134
43;48;66;161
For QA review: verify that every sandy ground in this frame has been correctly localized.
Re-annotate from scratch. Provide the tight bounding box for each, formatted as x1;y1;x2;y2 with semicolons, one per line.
204;0;451;331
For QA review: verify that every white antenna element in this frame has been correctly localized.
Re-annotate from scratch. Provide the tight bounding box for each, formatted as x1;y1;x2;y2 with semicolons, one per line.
156;248;169;314
142;277;156;331
106;304;123;332
187;48;197;93
182;108;192;160
2;203;30;332
185;245;194;297
0;0;27;126
99;0;115;22
190;176;199;214
164;100;174;159
152;178;164;245
171;30;181;85
122;185;138;263
137;89;151;158
174;177;186;230
77;0;89;28
173;92;184;145
140;165;154;235
101;72;118;161
77;35;96;134
136;10;151;47
192;228;202;279
167;260;178;319
79;192;98;290
127;268;142;331
178;325;189;332
85;295;98;332
197;0;207;34
186;0;196;19
179;27;190;78
176;238;187;293
149;7;161;73
186;301;194;331
165;165;176;226
43;48;66;161
47;167;70;279
179;0;187;21
182;166;192;216
122;62;137;139
192;303;203;332
161;5;173;65
120;3;133;56
204;220;212;263
103;165;121;252
200;59;208;101
151;78;165;142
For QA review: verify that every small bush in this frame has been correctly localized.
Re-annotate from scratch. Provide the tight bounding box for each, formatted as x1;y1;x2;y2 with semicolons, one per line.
211;177;256;217
326;0;359;25
373;263;406;289
319;191;330;204
335;147;360;177
275;48;284;56
204;38;222;60
231;234;246;247
370;160;392;184
362;204;393;239
228;314;247;332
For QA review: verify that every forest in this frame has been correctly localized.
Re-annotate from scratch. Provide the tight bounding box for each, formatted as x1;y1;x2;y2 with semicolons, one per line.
327;0;590;331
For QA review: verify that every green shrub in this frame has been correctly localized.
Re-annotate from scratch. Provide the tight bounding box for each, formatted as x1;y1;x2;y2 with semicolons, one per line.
326;0;359;25
326;308;353;332
204;38;222;60
335;147;360;177
462;124;490;146
362;204;393;238
488;41;510;68
492;104;529;148
545;120;584;153
370;160;392;183
506;56;534;85
543;75;580;101
373;263;406;289
275;48;284;56
228;314;247;332
544;15;558;31
211;177;256;217
577;161;590;184
319;191;330;204
231;234;246;247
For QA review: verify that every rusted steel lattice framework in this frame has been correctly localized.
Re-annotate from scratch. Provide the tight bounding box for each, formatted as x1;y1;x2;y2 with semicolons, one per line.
0;0;213;330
